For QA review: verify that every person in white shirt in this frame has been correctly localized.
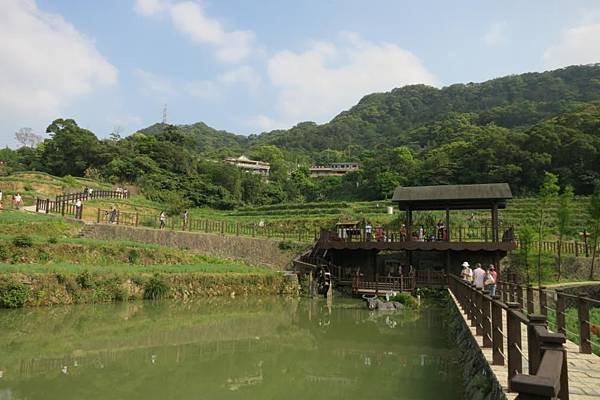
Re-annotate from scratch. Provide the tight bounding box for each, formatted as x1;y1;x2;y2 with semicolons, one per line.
472;263;486;289
461;261;473;282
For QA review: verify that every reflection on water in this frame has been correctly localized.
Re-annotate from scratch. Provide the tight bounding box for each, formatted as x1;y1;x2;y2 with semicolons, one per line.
0;297;464;400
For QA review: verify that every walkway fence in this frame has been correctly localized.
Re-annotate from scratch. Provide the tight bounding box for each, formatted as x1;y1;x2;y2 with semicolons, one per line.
96;208;318;242
35;198;83;219
496;278;600;355
35;190;128;220
449;274;571;399
327;227;598;257
56;190;129;203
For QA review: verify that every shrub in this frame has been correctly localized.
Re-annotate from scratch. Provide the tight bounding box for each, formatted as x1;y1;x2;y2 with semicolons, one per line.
143;275;170;300
76;270;95;289
0;281;29;308
0;244;8;260
12;235;33;248
390;292;418;308
128;249;140;264
91;288;112;303
47;237;58;244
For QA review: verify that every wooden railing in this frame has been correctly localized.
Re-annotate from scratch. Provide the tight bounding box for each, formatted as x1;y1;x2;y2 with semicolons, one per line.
352;275;416;294
497;279;600;355
35;198;83;219
96;209;318;242
56;190;129;203
449;275;570;399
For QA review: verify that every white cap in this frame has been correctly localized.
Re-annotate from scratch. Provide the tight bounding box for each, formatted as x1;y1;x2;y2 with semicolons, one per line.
462;261;470;267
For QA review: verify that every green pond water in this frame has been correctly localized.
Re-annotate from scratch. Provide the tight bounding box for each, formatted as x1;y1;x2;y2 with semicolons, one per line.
0;298;464;399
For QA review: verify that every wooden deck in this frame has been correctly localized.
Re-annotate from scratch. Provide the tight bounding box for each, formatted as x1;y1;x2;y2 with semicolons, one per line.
351;271;447;295
321;239;515;252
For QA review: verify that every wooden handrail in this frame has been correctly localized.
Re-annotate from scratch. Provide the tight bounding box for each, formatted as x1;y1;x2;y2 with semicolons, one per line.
448;274;569;399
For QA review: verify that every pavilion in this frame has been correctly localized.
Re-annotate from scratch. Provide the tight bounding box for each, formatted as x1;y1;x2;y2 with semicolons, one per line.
309;183;517;292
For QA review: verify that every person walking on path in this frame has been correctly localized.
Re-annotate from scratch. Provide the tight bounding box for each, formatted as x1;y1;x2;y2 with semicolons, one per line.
75;199;82;219
461;262;473;283
159;211;166;230
182;210;188;230
485;265;498;296
14;193;22;210
472;263;486;289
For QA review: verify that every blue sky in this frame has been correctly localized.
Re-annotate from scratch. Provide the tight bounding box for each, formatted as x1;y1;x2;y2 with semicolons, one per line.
1;0;600;146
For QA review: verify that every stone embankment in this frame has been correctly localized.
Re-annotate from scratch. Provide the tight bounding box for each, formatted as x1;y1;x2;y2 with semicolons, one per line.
81;223;301;269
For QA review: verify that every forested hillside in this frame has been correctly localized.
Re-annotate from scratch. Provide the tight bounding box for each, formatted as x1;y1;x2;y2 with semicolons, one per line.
1;65;599;209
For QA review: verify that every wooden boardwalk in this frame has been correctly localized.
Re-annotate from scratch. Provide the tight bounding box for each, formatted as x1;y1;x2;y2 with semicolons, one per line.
449;290;600;399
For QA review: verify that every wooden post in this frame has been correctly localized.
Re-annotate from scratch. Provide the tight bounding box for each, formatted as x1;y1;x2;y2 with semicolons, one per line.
475;288;484;336
578;296;591;354
491;295;504;365
135;213;139;227
527;284;534;314
61;201;65;216
506;302;523;391
539;287;547;317
97;208;101;223
492;202;498;242
517;284;524;309
236;223;240;236
526;314;545;375
556;290;566;335
46;198;50;214
482;290;492;347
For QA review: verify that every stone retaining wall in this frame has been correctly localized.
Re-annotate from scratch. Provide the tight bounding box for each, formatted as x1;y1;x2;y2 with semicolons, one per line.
83;224;300;269
447;295;507;400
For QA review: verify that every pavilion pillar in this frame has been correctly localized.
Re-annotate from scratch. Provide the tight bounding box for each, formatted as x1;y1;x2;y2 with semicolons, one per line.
406;208;413;241
491;202;499;242
445;207;450;241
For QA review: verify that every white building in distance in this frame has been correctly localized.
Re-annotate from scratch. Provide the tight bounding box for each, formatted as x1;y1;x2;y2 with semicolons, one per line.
224;155;270;176
310;162;360;177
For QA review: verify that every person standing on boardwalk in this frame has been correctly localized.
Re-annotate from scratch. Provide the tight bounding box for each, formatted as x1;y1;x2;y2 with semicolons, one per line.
485;265;498;296
472;263;486;289
461;262;473;282
159;211;166;229
365;222;373;241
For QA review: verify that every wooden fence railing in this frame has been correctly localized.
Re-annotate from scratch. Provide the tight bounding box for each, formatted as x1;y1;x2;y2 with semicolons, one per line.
96;208;318;242
56;190;129;203
497;279;600;355
35;198;83;219
449;275;570;399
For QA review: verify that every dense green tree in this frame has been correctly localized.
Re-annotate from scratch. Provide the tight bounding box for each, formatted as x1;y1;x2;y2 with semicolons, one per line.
556;185;575;280
536;172;560;286
588;182;600;280
40;119;104;177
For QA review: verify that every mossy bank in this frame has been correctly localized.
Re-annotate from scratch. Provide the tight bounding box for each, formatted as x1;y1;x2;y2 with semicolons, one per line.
0;271;298;308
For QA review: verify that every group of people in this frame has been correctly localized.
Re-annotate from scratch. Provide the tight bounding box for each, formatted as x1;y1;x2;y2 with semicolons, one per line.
158;210;189;230
396;220;448;242
460;261;498;296
0;190;23;210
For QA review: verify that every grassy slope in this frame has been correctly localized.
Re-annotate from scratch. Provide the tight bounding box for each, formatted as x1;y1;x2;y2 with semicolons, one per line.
0;211;271;274
1;172;593;237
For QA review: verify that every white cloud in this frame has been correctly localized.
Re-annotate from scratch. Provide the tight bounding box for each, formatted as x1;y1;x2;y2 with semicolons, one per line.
0;0;117;142
246;114;286;132
133;0;167;16
217;65;261;91
263;33;436;127
134;65;259;100
133;68;177;97
134;0;255;63
483;21;508;47
543;22;600;69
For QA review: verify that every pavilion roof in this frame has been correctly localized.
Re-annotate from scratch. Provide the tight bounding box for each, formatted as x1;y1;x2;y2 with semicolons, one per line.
391;183;512;210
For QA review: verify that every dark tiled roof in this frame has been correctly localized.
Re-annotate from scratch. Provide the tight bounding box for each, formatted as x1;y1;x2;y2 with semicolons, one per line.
392;183;512;202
